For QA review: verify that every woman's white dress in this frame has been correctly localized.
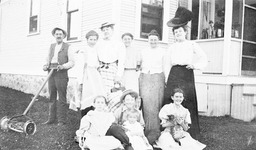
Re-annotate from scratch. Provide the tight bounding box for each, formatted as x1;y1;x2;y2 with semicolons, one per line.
76;46;106;110
156;103;206;150
76;110;122;150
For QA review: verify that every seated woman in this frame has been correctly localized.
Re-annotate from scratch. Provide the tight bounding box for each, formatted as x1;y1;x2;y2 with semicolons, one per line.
113;90;160;146
76;95;122;150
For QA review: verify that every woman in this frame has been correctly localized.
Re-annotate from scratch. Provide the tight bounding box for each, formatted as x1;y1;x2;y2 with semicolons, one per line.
164;7;208;140
76;30;106;116
97;22;126;93
121;33;140;93
138;30;166;134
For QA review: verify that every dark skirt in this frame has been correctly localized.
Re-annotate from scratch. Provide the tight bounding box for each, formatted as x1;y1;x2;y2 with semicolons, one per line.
163;65;200;139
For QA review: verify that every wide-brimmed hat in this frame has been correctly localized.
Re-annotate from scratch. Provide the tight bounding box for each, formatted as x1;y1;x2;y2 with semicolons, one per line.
100;22;115;30
167;7;193;27
120;89;139;102
52;27;67;38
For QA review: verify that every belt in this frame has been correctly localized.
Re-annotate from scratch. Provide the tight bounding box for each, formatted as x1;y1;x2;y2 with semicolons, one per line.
124;68;137;71
99;60;118;69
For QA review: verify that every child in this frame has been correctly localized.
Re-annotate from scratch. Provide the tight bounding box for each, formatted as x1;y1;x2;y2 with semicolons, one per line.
76;30;106;117
156;88;206;150
123;109;153;150
76;95;122;150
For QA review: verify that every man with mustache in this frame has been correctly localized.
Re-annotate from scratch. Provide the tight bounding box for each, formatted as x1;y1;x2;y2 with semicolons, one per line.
42;27;75;126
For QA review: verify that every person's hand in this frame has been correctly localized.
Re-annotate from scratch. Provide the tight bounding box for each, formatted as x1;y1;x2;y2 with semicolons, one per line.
57;65;64;71
43;64;49;71
186;64;195;70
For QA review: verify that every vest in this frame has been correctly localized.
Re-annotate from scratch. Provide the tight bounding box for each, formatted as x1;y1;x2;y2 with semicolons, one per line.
47;42;70;78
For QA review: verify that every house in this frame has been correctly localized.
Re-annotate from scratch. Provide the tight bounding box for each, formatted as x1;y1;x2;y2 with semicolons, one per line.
0;0;255;122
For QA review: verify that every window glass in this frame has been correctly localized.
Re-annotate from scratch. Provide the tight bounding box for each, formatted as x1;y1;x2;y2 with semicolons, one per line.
242;42;256;76
232;0;242;39
29;0;40;34
191;0;225;40
67;0;79;41
241;3;256;76
141;0;163;40
243;7;256;42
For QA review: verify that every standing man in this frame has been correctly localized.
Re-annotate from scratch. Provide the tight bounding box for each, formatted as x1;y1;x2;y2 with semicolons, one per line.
97;22;126;93
43;27;75;126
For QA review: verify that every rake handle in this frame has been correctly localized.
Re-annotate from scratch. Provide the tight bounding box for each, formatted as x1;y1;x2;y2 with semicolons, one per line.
23;69;55;115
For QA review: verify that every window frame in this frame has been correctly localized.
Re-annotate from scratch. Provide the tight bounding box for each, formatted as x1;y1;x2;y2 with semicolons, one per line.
66;0;82;42
28;0;40;35
135;0;169;43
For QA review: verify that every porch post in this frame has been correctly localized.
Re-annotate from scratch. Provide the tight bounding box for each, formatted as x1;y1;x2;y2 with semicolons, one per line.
222;0;233;75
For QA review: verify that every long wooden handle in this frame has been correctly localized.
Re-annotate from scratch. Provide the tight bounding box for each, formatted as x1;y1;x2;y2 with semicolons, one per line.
23;69;54;115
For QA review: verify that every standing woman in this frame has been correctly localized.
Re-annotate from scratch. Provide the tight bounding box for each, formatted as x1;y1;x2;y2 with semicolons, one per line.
164;7;208;140
121;33;139;93
138;30;166;135
76;30;106;116
97;22;126;93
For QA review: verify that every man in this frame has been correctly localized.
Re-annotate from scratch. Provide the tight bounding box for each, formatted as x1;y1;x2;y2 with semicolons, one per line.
97;22;126;93
43;27;75;126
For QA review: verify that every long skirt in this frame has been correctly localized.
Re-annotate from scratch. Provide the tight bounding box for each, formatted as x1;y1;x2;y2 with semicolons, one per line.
164;65;200;139
122;69;139;93
98;63;118;93
139;72;165;133
81;67;106;109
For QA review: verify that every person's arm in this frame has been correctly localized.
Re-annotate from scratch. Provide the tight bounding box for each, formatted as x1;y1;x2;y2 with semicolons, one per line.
61;45;75;69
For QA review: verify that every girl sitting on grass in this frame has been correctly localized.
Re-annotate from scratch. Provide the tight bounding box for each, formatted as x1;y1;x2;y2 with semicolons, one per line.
76;95;122;150
156;88;206;150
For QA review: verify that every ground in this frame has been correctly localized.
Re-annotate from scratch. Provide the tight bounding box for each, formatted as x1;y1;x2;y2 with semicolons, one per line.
0;86;256;150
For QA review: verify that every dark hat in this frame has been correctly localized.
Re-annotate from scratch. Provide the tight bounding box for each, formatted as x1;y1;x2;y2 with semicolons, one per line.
167;7;193;27
148;29;159;38
100;22;115;30
52;27;67;38
85;30;99;39
120;89;139;102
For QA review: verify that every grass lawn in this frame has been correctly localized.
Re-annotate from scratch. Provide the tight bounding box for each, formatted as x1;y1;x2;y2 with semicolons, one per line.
0;86;256;150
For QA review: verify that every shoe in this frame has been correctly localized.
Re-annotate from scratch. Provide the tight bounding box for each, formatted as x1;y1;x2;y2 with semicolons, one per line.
42;120;55;125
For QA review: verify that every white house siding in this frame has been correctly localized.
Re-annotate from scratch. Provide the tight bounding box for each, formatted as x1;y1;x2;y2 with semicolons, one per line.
231;84;256;122
0;0;115;101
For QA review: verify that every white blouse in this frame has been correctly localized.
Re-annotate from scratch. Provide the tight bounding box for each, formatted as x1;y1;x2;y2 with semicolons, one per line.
96;38;126;77
164;40;207;79
139;47;166;74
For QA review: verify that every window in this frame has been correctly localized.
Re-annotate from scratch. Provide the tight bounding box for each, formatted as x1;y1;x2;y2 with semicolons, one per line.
232;0;242;39
66;0;80;41
241;2;256;76
191;0;225;40
140;0;163;40
29;0;40;34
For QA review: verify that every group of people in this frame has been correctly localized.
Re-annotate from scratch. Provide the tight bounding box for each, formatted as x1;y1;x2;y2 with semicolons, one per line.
42;7;207;150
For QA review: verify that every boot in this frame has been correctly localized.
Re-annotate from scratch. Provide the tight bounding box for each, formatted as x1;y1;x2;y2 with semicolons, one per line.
42;102;57;125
